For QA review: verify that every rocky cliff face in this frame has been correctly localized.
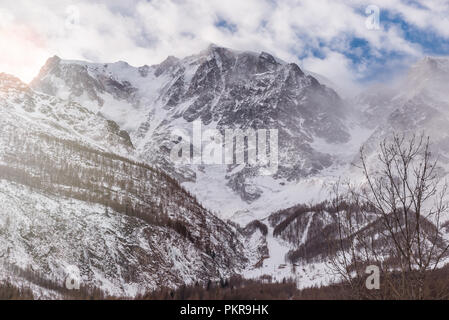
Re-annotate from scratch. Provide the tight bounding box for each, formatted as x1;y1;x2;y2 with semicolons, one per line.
30;45;352;219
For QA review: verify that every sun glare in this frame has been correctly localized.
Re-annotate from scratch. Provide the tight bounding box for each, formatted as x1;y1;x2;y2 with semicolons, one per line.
0;24;49;83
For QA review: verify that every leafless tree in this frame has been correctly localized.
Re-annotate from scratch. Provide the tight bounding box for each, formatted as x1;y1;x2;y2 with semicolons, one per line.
328;133;449;299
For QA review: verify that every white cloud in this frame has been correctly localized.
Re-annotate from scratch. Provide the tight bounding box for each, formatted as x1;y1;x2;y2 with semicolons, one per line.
0;0;446;88
302;50;362;95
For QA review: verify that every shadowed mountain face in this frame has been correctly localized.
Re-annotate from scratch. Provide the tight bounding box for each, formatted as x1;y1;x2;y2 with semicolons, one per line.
30;45;351;206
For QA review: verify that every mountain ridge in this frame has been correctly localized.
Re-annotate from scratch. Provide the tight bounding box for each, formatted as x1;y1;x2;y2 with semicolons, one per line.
30;45;354;222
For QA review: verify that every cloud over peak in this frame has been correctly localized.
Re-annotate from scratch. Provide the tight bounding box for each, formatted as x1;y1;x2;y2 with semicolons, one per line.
0;0;447;92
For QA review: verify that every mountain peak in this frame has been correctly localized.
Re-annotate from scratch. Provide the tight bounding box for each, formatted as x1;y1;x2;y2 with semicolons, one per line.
412;56;449;74
0;73;27;90
30;55;62;84
158;55;179;67
201;43;235;57
43;55;62;68
0;72;19;80
287;62;305;76
405;56;449;94
259;51;278;65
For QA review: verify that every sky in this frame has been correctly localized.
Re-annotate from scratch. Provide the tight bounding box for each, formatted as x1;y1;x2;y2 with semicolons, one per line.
0;0;448;94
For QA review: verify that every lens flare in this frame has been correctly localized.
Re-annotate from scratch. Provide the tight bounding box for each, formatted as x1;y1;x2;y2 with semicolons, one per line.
0;23;49;83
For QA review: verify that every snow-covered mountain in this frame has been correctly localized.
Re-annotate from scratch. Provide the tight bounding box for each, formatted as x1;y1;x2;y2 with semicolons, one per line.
30;45;360;222
357;56;449;166
0;73;253;297
3;45;449;297
254;56;449;286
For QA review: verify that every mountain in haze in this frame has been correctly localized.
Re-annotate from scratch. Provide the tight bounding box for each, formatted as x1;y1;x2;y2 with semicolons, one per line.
244;55;449;284
30;45;449;224
355;56;449;167
30;45;359;222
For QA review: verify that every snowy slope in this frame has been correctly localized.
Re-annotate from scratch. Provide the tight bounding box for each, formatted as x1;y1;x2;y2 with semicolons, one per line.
0;74;251;297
